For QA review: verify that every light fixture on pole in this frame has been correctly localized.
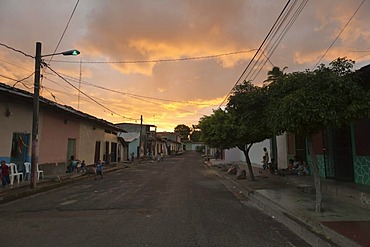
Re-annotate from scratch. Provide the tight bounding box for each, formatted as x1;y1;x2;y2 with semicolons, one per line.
30;42;80;189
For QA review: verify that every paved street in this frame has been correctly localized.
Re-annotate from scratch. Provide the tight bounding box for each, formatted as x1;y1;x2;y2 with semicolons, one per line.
0;151;309;247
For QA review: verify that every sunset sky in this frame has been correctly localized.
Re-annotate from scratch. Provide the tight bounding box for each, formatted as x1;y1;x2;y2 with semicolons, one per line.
1;0;370;131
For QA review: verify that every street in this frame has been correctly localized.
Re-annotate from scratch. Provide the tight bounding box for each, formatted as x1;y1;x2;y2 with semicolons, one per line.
0;151;309;247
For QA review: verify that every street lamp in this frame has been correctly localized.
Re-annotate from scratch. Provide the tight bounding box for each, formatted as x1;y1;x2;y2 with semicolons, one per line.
30;42;80;189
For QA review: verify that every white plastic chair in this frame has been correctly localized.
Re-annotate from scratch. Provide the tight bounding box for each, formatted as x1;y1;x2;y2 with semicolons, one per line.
9;163;23;185
37;164;44;180
24;162;31;180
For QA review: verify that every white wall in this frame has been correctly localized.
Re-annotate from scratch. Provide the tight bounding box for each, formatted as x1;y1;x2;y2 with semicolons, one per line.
250;140;271;165
277;133;288;169
223;139;271;166
224;148;243;162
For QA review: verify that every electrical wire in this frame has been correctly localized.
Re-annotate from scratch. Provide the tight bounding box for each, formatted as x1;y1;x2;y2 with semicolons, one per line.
44;64;125;118
52;49;257;64
47;0;80;63
312;0;366;69
243;0;299;83
0;73;34;89
12;72;35;87
44;69;219;107
250;0;307;82
0;43;34;59
218;0;293;108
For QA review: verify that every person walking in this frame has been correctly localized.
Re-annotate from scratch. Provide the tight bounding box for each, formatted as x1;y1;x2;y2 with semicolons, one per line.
95;160;103;179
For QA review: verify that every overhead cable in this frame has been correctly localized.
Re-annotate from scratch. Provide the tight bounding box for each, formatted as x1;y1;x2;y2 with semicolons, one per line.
52;49;258;64
313;0;366;69
218;0;293;108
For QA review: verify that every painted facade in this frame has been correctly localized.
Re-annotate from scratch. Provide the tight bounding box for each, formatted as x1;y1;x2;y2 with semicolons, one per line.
286;119;370;186
0;83;121;176
115;123;156;158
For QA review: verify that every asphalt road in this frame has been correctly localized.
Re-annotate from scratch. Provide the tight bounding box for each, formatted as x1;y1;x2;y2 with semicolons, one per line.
0;151;309;247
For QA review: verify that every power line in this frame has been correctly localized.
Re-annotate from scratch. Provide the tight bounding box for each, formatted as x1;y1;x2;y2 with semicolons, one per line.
218;0;293;108
250;0;307;83
47;0;80;63
46;69;218;106
12;72;35;87
44;64;125;118
244;0;300;83
52;49;258;64
0;73;34;89
313;0;366;69
0;43;34;59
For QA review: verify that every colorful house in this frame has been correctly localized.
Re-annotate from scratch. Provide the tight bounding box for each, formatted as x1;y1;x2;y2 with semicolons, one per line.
0;82;123;176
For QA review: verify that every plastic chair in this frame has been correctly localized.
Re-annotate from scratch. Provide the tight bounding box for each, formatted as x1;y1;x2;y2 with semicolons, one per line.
9;163;23;185
37;164;44;180
24;162;31;180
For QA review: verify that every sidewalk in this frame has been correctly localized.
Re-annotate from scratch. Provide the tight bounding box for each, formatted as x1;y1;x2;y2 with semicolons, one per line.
209;159;370;247
0;162;131;205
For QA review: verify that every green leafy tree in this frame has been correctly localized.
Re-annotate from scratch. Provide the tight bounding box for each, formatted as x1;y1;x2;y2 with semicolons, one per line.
199;81;273;181
267;57;370;212
264;66;288;84
190;130;201;142
226;81;274;181
174;124;191;141
199;109;234;151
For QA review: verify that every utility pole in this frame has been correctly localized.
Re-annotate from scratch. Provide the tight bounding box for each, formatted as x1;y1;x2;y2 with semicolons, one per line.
155;126;157;156
138;115;143;159
30;42;42;189
30;42;80;189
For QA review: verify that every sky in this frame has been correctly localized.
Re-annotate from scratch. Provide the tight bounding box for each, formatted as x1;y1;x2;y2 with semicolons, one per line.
1;0;370;132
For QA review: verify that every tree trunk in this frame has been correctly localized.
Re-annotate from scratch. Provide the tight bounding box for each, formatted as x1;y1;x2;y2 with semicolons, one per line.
307;136;322;213
237;144;255;181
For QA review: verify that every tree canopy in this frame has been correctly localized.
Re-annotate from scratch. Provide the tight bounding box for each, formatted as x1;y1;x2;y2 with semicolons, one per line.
267;57;370;137
174;124;191;140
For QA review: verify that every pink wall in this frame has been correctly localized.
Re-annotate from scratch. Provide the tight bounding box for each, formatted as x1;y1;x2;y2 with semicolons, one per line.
39;110;79;164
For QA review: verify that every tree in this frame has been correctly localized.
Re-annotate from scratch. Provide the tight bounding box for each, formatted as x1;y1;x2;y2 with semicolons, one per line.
267;57;370;212
226;81;274;181
190;130;201;142
264;66;288;84
199;109;235;151
200;81;274;181
174;124;191;141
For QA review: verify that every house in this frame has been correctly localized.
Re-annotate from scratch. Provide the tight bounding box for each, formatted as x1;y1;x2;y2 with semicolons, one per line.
0;82;123;176
115;122;156;157
221;64;370;186
156;132;182;155
118;132;140;160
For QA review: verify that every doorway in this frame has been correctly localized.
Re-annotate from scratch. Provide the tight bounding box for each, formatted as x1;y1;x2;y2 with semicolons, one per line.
94;141;101;163
67;139;76;164
323;125;354;181
10;133;30;170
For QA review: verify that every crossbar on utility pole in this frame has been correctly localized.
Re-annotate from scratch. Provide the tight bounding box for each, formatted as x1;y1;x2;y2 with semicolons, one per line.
30;42;41;189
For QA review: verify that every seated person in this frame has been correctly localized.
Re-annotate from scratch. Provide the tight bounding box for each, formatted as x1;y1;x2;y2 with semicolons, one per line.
269;158;278;173
293;156;303;169
278;159;298;176
298;160;310;175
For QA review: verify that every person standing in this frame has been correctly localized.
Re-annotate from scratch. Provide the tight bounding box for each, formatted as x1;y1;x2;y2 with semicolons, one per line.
262;147;269;170
1;160;10;188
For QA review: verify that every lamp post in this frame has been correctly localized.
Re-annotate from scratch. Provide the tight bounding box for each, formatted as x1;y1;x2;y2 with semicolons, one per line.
30;42;80;189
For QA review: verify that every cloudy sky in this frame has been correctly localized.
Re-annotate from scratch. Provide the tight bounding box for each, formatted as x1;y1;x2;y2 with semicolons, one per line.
1;0;370;131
